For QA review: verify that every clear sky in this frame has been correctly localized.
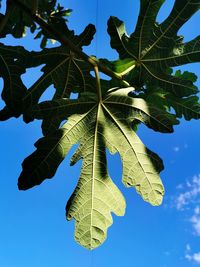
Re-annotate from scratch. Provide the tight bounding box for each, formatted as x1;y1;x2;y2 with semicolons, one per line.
0;0;200;266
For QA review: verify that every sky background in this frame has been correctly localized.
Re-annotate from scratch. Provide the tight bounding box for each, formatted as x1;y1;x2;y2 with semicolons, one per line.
0;0;200;266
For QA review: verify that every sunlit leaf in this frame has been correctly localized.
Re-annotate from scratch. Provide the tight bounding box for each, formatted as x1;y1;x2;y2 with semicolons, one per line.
18;86;169;248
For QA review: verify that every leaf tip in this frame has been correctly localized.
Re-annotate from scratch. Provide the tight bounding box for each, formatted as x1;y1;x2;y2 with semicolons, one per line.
17;172;34;190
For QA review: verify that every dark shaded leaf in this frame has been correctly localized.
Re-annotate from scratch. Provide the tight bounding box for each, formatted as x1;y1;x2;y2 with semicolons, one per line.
23;24;96;122
0;0;72;42
107;0;200;108
0;43;29;118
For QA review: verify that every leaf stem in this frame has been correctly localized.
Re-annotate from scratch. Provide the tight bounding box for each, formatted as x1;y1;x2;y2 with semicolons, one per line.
13;0;131;87
118;64;136;76
94;65;102;101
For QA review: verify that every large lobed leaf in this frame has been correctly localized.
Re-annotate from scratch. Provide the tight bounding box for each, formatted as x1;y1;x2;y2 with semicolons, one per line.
0;21;95;125
17;85;180;248
23;24;96;112
107;0;200;121
23;23;96;136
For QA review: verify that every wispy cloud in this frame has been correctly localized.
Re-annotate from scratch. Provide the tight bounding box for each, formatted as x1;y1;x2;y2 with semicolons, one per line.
185;244;200;264
186;244;191;251
174;176;200;264
175;175;200;236
173;146;180;152
185;253;200;264
175;175;200;210
190;206;200;236
172;144;188;153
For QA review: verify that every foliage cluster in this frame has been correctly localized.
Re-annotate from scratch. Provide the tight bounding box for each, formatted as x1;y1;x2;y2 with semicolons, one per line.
0;0;200;249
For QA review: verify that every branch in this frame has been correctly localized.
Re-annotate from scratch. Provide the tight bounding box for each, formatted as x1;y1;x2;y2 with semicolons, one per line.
13;0;130;87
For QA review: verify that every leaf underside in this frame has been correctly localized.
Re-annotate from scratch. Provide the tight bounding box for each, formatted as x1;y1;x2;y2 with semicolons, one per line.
18;87;176;248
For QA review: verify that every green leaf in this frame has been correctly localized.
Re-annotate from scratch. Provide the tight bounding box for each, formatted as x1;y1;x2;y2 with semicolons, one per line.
0;0;72;40
100;58;136;75
143;70;200;121
23;23;96;123
130;0;165;57
165;70;200;120
104;88;179;133
144;86;200;121
166;94;200;120
107;0;200;98
0;43;28;119
18;86;166;249
174;70;198;82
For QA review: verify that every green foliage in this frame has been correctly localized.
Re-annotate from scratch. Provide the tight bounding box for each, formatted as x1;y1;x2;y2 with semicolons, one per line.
0;0;71;45
0;0;200;249
0;43;28;119
23;23;96;131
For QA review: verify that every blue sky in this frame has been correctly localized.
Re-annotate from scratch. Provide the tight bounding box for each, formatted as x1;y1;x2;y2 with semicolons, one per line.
0;0;200;266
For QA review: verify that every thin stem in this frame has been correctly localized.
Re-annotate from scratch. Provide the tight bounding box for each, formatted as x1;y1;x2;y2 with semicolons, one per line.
94;65;102;101
119;63;136;76
13;0;131;87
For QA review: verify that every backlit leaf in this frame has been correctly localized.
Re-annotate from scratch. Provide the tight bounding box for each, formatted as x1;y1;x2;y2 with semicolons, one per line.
19;87;167;249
